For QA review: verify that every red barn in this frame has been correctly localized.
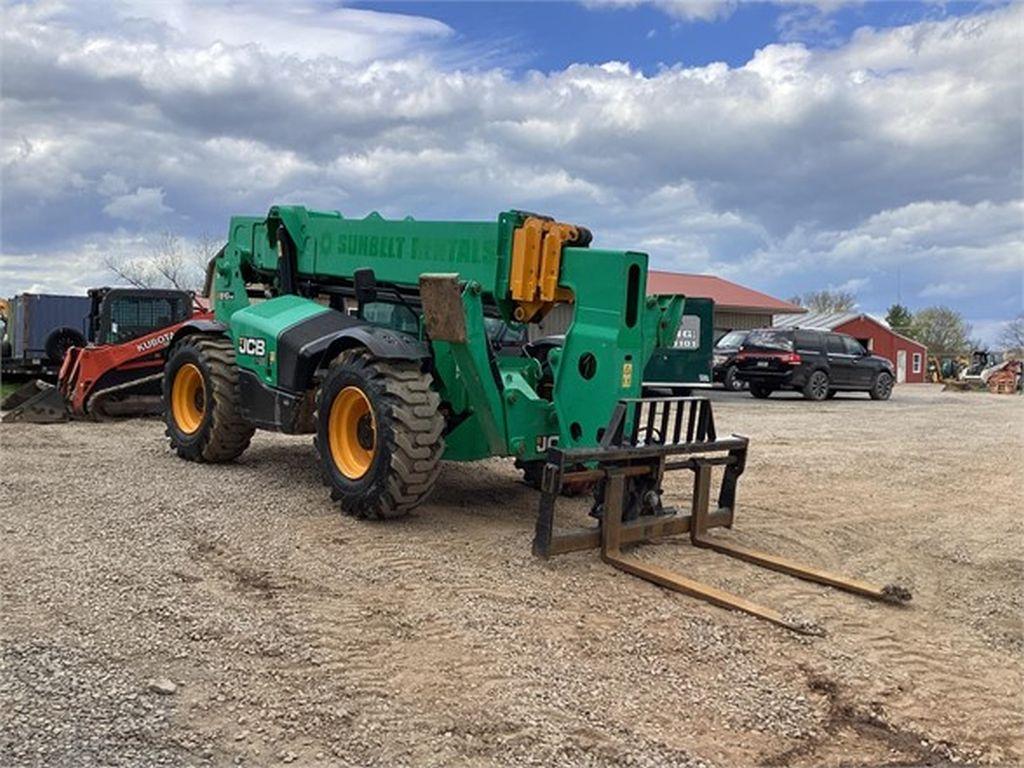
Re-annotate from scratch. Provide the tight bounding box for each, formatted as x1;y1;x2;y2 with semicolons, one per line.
775;311;929;384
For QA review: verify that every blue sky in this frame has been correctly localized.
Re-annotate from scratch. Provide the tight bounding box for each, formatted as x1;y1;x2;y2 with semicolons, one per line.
356;1;991;72
1;0;1021;343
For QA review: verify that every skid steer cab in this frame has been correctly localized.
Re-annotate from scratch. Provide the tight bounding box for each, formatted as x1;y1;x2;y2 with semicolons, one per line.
2;287;198;423
162;206;910;633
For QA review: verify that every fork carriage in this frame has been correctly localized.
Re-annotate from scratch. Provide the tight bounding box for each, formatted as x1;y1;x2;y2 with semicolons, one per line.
533;396;911;634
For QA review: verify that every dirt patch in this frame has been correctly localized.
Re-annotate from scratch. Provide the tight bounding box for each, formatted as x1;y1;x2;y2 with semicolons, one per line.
1;385;1021;766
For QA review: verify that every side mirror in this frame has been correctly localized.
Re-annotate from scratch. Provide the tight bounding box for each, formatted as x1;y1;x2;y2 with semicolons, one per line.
354;268;378;305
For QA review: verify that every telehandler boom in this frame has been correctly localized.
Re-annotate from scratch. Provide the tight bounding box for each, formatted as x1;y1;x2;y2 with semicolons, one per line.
163;206;909;632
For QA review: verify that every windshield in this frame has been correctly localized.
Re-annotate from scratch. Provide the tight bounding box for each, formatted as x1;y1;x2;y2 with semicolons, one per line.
715;331;747;350
743;329;794;352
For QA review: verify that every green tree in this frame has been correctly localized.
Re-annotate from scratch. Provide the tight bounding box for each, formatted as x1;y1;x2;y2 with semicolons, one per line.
908;306;972;354
789;290;857;313
885;304;914;334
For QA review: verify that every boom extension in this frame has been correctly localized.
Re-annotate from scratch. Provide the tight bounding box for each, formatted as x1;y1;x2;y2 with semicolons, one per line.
533;397;911;634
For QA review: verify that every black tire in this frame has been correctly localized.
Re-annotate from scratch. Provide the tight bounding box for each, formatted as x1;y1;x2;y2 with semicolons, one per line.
722;365;744;392
315;348;444;519
45;327;86;364
826;389;838;400
802;370;830;401
163;335;255;462
869;371;894;401
749;382;773;399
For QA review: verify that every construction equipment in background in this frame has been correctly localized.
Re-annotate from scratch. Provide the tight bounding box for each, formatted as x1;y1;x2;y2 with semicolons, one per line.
941;349;1021;394
984;359;1022;394
1;293;92;379
2;288;201;423
643;297;715;394
160;205;910;632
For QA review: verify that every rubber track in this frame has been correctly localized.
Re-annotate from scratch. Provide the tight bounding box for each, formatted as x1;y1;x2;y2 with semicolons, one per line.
166;336;254;462
315;349;444;519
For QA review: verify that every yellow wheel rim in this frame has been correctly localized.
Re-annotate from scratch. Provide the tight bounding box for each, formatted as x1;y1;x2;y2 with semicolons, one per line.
329;386;376;480
171;363;205;434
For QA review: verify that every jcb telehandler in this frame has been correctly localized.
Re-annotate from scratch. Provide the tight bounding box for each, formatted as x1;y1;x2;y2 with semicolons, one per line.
163;206;909;632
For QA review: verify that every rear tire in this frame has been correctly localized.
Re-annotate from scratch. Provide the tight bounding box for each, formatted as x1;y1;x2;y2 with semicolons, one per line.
315;348;444;519
45;327;86;364
163;336;255;462
803;370;830;401
749;382;773;399
723;365;744;392
869;371;894;400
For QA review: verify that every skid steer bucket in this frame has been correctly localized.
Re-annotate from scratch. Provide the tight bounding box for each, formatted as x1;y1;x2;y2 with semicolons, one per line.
1;380;68;424
533;396;910;634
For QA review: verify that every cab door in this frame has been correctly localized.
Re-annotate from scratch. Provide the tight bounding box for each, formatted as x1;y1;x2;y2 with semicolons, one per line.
825;333;853;386
842;335;874;386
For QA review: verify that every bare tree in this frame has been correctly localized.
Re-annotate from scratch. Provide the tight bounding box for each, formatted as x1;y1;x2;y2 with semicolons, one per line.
908;306;973;354
789;289;857;313
999;313;1024;354
103;231;216;292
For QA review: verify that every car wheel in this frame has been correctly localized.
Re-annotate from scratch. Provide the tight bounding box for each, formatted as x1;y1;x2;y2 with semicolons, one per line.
802;370;830;401
723;366;744;391
826;389;838;399
750;382;773;399
869;371;894;401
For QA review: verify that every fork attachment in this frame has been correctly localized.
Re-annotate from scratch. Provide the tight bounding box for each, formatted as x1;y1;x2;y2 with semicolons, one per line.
532;397;910;634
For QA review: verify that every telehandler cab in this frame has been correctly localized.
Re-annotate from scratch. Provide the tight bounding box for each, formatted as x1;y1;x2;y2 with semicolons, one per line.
163;206;909;632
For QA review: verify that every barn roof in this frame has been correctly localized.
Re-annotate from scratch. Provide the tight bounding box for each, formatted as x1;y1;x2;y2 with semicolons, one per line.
646;271;804;314
773;310;862;330
774;311;928;350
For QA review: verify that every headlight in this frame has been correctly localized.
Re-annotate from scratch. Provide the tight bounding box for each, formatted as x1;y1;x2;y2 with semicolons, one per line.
712;355;727;366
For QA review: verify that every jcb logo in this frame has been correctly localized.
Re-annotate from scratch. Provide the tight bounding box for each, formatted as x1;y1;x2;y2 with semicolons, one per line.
238;337;266;357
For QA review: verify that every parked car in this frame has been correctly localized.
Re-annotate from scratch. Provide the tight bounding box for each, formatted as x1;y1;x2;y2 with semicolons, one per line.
735;328;895;401
712;330;748;391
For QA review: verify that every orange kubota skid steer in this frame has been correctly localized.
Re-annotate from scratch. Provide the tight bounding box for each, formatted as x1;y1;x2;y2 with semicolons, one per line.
2;288;208;423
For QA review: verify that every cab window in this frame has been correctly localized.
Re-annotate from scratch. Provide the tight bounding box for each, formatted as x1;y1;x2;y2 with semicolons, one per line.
794;330;823;351
715;331;746;350
843;336;866;356
825;334;846;355
361;301;420;335
744;329;793;352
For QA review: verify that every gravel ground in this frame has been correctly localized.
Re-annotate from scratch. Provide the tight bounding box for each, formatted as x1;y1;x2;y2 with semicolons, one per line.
1;384;1021;767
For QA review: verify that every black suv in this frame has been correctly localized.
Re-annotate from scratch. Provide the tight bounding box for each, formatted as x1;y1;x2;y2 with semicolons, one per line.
735;328;895;401
712;330;748;391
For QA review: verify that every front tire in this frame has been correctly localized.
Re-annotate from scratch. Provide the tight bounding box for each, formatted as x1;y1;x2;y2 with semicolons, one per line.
315;349;444;519
803;370;830;401
869;371;894;400
163;335;255;462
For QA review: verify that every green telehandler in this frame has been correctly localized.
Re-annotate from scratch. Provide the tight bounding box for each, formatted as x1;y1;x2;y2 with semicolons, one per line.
163;206;909;632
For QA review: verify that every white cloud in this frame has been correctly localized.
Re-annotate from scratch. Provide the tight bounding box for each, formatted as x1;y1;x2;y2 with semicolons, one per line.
920;282;970;299
0;2;1020;329
10;0;454;63
583;1;868;25
833;276;869;293
102;187;172;221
